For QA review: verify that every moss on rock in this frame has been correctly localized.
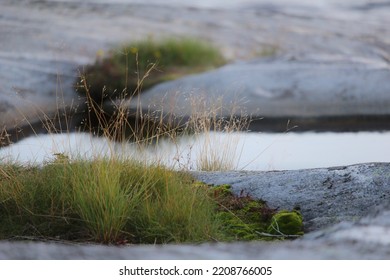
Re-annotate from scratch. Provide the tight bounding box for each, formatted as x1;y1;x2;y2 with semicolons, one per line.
205;183;281;241
267;210;304;237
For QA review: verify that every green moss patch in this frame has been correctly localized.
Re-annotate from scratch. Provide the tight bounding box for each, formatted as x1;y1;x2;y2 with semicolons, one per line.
267;210;304;237
205;183;303;241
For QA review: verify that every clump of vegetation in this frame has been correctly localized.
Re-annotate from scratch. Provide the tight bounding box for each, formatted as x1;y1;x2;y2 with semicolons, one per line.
76;38;226;103
0;161;303;244
0;158;217;244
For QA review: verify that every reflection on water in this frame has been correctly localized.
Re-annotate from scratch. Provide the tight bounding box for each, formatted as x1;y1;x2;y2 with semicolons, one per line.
0;132;389;171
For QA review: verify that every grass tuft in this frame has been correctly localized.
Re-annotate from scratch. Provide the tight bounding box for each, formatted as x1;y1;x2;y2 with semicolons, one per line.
0;159;220;244
76;38;226;104
187;99;250;171
0;160;300;244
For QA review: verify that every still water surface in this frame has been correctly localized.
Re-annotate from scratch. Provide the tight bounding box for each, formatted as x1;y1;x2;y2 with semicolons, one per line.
1;132;389;171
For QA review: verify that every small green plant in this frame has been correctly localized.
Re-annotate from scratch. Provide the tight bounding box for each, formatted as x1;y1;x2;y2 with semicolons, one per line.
77;38;226;103
69;159;132;243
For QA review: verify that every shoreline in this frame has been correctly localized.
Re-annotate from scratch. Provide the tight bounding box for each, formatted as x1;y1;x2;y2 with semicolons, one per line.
2;113;390;148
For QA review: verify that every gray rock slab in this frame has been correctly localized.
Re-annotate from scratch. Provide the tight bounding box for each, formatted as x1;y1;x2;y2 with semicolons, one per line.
126;57;390;120
193;162;390;232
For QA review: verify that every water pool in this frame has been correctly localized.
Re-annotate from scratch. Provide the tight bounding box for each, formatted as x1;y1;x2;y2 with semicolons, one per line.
1;131;389;171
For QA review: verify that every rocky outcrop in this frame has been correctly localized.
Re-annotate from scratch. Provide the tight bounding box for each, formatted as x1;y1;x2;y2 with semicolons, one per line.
1;0;390;137
193;163;390;232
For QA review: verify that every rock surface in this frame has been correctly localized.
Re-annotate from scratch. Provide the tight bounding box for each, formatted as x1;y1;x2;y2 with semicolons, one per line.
193;162;390;232
1;0;390;136
126;57;390;129
1;162;390;259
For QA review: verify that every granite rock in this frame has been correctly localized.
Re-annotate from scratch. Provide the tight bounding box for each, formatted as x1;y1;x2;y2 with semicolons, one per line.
193;162;390;232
